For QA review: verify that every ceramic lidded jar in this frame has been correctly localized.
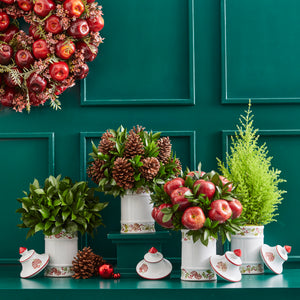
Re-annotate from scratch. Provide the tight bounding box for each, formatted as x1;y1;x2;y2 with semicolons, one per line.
121;188;155;234
19;247;49;278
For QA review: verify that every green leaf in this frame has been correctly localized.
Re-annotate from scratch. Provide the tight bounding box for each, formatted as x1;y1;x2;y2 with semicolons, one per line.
35;189;45;195
39;208;50;219
44;220;53;231
162;214;172;222
62;211;71;221
34;223;44;233
26;228;35;239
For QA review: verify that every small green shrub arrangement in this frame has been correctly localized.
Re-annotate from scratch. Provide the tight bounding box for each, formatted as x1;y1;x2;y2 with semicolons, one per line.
87;125;181;197
16;175;108;238
217;103;286;225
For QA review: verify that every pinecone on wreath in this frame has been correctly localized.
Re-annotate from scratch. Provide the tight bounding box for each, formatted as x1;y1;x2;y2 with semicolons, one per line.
157;137;172;165
98;131;116;154
140;157;160;180
112;157;135;189
124;130;145;158
72;247;105;279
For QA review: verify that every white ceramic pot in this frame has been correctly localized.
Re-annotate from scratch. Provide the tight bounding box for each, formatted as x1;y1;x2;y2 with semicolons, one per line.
44;231;78;277
120;189;155;234
231;225;264;274
181;230;216;281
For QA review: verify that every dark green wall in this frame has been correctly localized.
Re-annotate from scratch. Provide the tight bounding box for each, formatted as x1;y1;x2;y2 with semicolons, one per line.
0;0;298;264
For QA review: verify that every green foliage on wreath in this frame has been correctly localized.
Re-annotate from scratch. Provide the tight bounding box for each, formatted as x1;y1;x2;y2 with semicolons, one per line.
217;103;286;225
151;165;244;246
16;175;108;238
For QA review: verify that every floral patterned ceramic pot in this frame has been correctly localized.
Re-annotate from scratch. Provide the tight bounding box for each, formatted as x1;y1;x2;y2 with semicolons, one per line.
231;225;264;274
181;230;216;281
121;189;155;234
44;230;78;277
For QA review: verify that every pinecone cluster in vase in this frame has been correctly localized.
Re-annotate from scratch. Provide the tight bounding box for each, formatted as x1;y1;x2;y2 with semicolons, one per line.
72;247;105;279
87;125;182;195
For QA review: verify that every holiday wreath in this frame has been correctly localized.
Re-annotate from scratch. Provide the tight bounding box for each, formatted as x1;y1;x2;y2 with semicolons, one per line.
0;0;104;112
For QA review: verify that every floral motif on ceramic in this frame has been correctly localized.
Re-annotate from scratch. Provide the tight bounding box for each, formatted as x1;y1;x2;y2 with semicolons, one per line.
44;266;74;277
266;252;275;262
240;264;264;274
181;230;216;242
45;230;77;240
181;268;216;281
216;261;228;272
32;258;42;269
121;223;155;233
139;263;148;273
238;226;264;237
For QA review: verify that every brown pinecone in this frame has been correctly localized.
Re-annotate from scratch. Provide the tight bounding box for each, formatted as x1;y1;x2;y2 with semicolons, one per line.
157;137;172;165
173;158;182;176
98;130;115;154
72;247;104;279
112;157;135;189
93;254;106;276
87;159;105;184
140;157;160;181
132;125;145;134
124;131;145;158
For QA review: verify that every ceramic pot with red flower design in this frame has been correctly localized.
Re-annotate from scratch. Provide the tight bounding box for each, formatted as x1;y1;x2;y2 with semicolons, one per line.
121;189;155;234
44;230;78;277
231;225;264;274
181;229;216;281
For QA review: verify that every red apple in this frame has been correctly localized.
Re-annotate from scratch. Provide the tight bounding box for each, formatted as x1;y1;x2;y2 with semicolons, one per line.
75;63;89;79
55;40;75;60
45;15;63;34
1;88;15;107
0;12;9;32
54;85;67;95
170;187;191;211
228;199;242;219
27;73;47;93
181;207;206;230
0;0;14;4
220;176;232;192
87;13;104;32
153;204;174;228
194;179;215;200
3;68;23;87
29;92;46;106
0;43;13;65
17;0;33;11
208;200;232;223
32;39;50;59
76;41;98;61
29;25;42;40
15;49;34;69
0;25;19;43
67;19;89;38
63;0;85;18
164;178;185;196
49;61;69;81
34;0;55;18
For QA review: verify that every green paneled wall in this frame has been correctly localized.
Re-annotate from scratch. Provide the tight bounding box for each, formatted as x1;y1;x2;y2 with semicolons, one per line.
0;0;299;264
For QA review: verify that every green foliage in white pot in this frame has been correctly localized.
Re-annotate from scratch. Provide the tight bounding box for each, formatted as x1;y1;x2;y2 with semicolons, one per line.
217;103;286;226
16;175;108;238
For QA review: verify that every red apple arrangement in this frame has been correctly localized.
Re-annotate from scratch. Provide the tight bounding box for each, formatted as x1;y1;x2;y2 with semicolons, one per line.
0;0;104;112
151;164;244;245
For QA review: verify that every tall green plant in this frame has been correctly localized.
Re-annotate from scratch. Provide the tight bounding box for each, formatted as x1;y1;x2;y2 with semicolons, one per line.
217;103;286;225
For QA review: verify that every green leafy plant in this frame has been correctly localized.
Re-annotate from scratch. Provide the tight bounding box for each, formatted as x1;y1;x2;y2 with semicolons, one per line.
217;103;286;225
16;175;108;238
87;125;181;197
151;165;244;246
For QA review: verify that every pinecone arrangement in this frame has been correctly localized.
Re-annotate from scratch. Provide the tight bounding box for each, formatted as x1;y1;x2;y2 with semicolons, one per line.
72;247;105;279
87;125;182;196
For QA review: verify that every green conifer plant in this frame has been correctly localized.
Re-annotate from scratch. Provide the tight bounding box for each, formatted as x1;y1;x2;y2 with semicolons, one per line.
217;103;286;225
